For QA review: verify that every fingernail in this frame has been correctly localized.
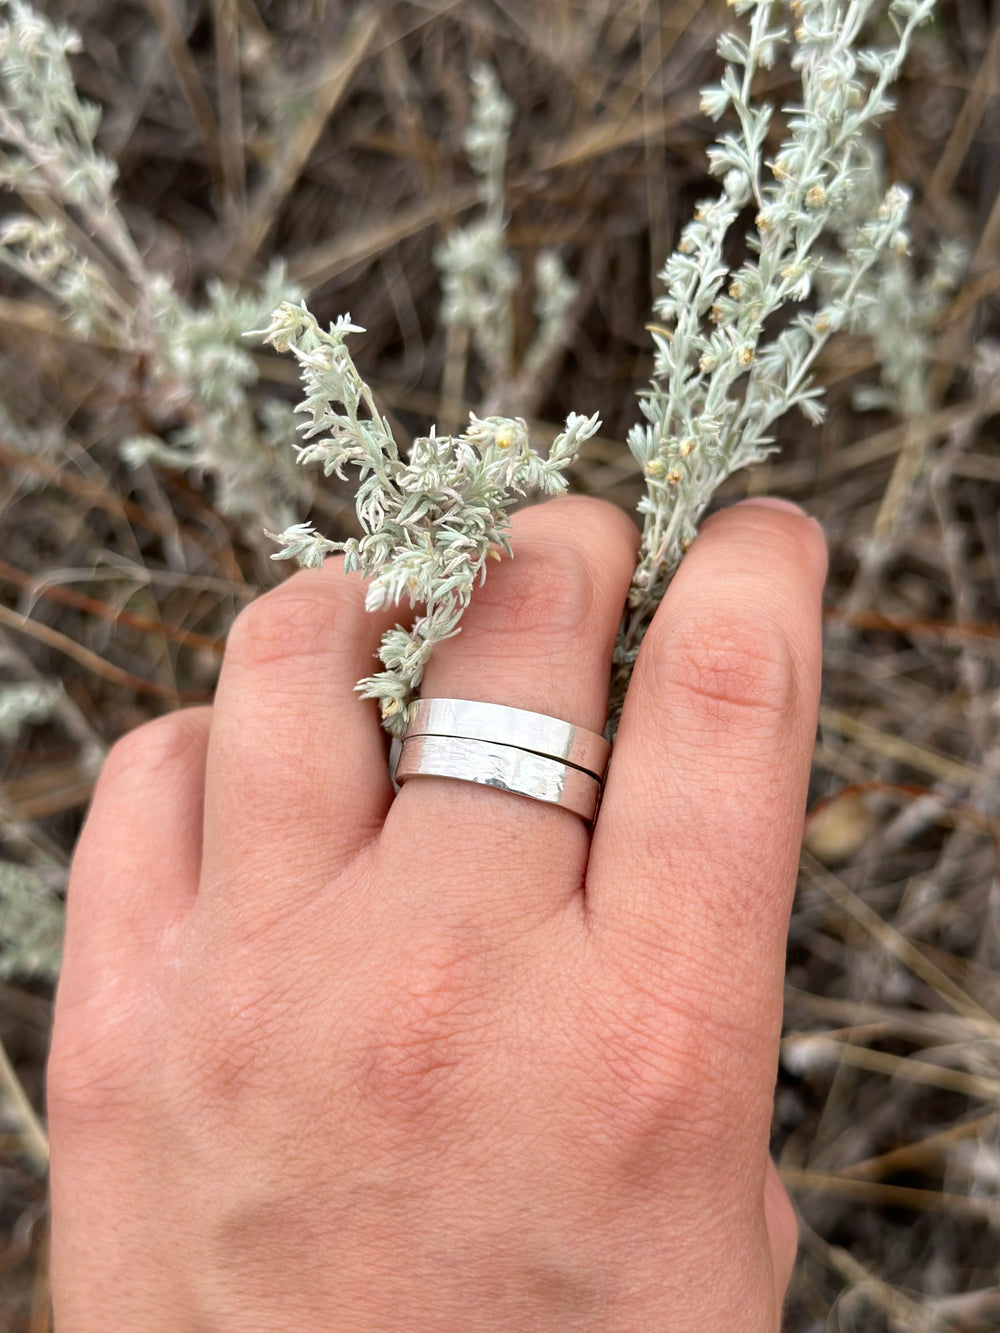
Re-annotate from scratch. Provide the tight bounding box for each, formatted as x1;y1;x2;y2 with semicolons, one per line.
740;496;809;517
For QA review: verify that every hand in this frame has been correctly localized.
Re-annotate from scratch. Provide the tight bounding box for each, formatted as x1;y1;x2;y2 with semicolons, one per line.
48;494;827;1331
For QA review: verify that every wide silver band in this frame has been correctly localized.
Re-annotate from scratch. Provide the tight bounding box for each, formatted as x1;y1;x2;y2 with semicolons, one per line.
395;733;602;822
402;697;610;781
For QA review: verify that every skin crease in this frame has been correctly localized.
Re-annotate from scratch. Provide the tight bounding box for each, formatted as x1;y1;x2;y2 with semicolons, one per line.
47;494;826;1332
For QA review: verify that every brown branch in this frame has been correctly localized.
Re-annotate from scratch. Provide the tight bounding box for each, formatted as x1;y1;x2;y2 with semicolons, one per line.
0;602;210;704
0;560;224;657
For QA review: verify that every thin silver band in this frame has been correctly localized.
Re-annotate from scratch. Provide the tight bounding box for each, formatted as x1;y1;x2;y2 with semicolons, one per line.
395;733;602;822
402;697;610;782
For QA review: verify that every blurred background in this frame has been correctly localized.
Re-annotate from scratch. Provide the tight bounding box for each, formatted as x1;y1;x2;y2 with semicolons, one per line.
0;0;998;1327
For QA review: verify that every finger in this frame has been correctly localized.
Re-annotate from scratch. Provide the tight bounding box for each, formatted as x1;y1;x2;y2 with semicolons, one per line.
58;707;211;1007
764;1158;799;1301
382;495;638;921
588;499;827;1057
199;560;400;900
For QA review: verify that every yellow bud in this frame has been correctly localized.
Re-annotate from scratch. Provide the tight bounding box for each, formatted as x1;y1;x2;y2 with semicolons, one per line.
494;425;517;450
806;185;826;208
738;346;754;367
679;438;695;458
666;468;683;485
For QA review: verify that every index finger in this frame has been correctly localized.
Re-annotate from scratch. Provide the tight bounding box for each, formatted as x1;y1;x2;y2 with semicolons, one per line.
586;499;827;1062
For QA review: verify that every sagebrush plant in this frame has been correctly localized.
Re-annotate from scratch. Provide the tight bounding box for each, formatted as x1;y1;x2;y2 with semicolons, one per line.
832;140;966;425
0;861;63;983
0;661;67;982
0;0;944;737
616;0;938;667
0;0;305;535
265;0;940;732
435;63;578;417
0;672;75;983
258;62;594;732
257;304;600;731
0;680;61;743
0;0;306;975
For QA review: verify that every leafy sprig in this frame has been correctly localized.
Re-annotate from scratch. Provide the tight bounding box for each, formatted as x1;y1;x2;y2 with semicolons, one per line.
619;0;937;674
254;301;599;733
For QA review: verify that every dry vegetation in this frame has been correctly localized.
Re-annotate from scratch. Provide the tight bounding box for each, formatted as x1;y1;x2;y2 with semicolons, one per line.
1;0;998;1327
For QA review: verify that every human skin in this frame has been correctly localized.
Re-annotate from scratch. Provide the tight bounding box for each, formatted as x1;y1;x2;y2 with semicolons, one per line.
47;494;827;1331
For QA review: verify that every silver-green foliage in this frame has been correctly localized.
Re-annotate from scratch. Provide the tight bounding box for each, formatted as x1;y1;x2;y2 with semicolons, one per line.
0;0;304;534
842;141;966;420
619;0;938;664
435;64;578;414
0;861;63;983
258;62;596;732
267;0;941;729
0;0;945;729
257;303;600;733
0;680;61;742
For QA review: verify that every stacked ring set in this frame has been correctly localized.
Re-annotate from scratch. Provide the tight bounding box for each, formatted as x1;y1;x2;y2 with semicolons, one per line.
395;697;611;822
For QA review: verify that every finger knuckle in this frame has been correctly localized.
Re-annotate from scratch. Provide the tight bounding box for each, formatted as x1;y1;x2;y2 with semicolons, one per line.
223;574;355;673
352;937;492;1131
646;614;798;732
47;996;147;1128
577;969;765;1165
47;1044;126;1128
465;539;597;650
101;709;207;786
176;959;304;1109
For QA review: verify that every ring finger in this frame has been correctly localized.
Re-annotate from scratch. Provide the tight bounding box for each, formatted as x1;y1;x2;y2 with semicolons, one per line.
381;494;638;920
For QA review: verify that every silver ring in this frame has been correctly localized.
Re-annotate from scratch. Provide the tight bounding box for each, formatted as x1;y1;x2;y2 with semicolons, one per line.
395;734;602;822
402;697;610;782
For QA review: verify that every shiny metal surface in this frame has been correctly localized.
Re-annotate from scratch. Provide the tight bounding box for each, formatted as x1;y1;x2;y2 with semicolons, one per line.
395;733;602;822
402;697;610;781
